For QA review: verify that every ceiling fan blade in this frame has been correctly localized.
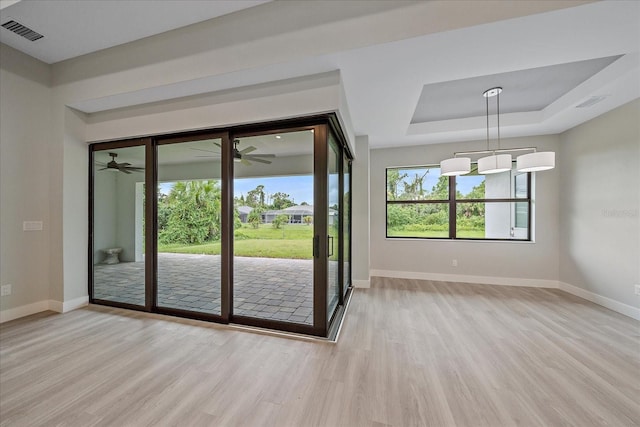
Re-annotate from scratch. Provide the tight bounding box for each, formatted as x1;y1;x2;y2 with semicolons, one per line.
213;142;222;149
119;162;131;167
124;167;145;171
241;158;251;166
121;169;132;174
98;167;109;171
245;153;275;158
189;147;219;154
239;146;256;155
244;157;271;164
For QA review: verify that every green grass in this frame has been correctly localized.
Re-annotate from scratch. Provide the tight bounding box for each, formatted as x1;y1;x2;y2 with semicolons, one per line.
159;224;314;259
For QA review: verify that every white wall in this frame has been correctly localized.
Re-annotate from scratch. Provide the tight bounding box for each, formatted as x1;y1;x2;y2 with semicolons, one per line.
370;135;560;286
559;99;640;307
351;136;370;287
92;171;117;263
0;45;52;315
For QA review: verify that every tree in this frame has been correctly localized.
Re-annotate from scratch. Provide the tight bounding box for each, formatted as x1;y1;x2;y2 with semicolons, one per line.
303;215;313;225
159;180;221;245
430;175;449;200
270;192;295;210
248;208;263;229
402;170;429;199
387;169;407;200
272;214;290;229
246;185;266;208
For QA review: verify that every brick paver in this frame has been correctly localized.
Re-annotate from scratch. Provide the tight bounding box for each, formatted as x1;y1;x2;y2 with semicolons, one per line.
94;253;314;325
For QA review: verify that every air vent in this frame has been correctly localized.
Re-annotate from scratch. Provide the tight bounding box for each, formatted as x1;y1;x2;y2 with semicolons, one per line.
575;95;609;108
1;20;44;41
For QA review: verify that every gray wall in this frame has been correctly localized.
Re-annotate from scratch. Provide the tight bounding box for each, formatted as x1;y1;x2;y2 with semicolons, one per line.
0;45;52;312
370;135;561;284
559;99;640;306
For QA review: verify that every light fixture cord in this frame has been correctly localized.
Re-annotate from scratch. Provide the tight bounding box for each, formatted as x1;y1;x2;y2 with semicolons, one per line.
486;94;490;151
496;90;501;150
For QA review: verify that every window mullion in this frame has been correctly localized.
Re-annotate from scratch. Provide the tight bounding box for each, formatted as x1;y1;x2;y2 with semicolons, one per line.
449;175;456;239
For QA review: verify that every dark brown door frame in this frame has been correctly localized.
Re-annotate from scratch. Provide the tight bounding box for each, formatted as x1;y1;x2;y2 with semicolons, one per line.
153;132;229;323
89;137;152;311
89;114;352;337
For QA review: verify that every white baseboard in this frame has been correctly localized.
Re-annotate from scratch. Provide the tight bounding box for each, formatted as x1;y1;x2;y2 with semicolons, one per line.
0;300;50;324
558;282;640;321
0;296;89;323
62;296;89;313
353;279;371;288
370;269;558;289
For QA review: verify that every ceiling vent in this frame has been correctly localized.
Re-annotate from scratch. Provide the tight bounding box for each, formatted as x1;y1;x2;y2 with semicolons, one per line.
575;95;609;108
1;20;44;42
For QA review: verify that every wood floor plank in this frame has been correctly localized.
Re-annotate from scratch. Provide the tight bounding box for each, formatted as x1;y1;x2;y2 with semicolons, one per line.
1;278;639;426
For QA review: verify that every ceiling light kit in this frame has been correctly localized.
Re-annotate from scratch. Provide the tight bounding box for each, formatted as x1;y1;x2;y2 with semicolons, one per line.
440;87;555;176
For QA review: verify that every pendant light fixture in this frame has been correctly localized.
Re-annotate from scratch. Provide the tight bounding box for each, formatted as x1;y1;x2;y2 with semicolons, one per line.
439;86;555;175
477;87;512;174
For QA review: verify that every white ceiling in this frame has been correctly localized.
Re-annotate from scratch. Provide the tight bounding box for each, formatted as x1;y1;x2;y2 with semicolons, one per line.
0;0;270;63
1;0;639;149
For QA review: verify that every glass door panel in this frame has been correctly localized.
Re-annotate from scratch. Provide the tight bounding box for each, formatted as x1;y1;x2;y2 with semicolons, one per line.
327;136;340;316
92;145;146;306
343;157;351;297
156;138;223;315
233;130;314;325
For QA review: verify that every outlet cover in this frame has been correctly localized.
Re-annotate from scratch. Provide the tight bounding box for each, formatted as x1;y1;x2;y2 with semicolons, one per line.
23;221;43;231
1;284;11;296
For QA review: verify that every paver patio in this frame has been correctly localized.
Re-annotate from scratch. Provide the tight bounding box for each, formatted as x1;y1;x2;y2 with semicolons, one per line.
93;253;314;325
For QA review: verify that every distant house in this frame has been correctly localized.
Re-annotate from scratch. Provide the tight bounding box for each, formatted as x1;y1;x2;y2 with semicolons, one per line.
237;206;253;223
261;205;336;225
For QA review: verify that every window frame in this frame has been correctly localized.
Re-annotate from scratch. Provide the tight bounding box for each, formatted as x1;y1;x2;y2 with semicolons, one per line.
385;164;532;241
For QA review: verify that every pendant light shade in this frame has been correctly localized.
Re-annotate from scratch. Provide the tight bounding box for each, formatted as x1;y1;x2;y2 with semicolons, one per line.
440;157;471;176
477;153;512;174
516;151;555;172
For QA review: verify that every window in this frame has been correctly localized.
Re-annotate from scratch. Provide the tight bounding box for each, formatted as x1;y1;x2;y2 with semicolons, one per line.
386;164;531;240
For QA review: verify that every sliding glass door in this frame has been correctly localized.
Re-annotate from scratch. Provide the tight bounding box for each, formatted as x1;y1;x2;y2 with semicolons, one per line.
232;130;315;328
90;116;352;336
91;142;148;308
155;135;224;317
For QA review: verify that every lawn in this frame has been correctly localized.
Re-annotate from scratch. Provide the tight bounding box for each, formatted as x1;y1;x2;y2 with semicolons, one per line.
159;224;314;259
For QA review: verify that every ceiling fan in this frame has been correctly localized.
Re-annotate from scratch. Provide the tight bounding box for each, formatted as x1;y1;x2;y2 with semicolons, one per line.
96;152;144;174
190;139;276;166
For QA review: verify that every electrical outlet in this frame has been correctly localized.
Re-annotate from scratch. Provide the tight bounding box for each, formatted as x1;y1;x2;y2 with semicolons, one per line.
1;284;12;297
635;285;640;296
452;259;458;267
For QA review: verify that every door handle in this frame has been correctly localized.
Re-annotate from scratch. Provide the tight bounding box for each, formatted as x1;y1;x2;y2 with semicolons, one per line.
313;235;319;258
328;235;334;257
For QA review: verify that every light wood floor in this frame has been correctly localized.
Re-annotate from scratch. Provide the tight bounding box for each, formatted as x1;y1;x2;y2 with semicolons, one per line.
1;278;639;427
